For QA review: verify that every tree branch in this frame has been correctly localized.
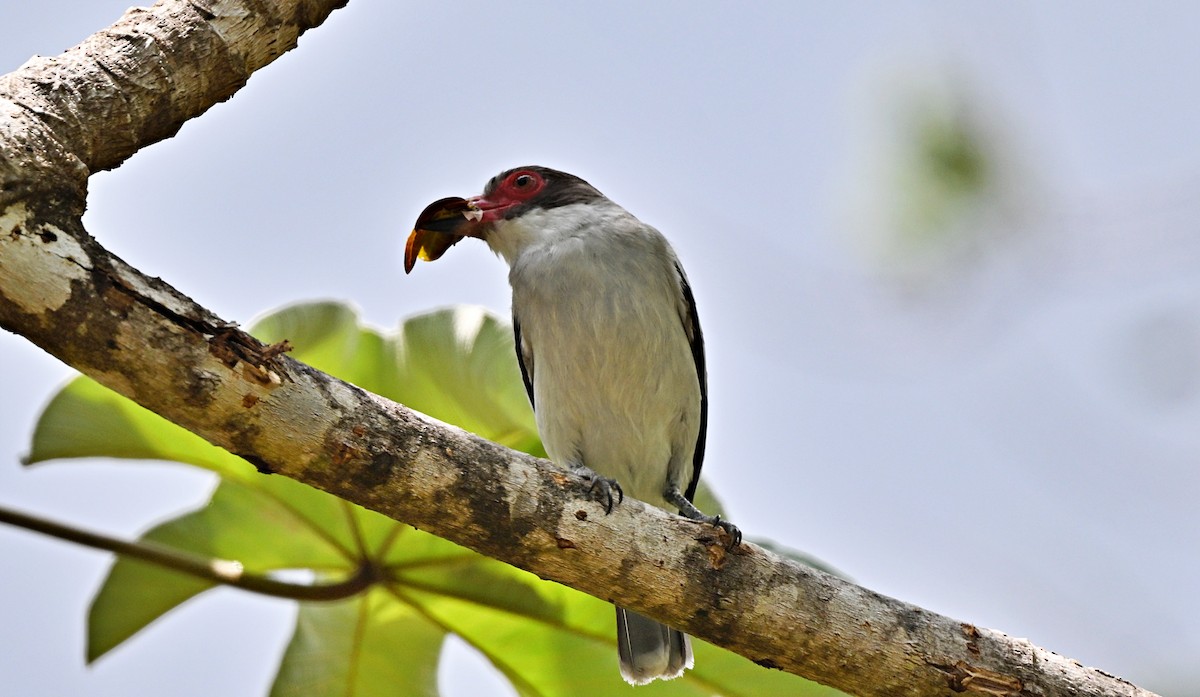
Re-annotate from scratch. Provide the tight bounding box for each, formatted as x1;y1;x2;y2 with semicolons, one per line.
0;3;1157;696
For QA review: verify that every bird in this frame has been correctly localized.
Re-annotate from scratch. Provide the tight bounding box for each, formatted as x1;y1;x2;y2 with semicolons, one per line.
405;165;740;685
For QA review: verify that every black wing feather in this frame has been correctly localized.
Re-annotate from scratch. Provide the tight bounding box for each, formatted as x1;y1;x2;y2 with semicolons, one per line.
676;263;707;503
513;313;535;410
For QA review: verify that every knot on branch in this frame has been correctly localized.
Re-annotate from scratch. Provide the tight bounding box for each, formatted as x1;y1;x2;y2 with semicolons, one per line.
930;660;1024;696
209;327;292;385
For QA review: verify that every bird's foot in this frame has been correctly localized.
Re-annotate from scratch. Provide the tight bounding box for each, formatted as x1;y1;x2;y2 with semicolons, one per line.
704;515;743;549
665;486;742;549
572;466;623;514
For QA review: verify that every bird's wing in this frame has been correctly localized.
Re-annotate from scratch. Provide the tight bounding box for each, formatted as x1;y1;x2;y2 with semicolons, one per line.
675;262;707;503
513;313;535;410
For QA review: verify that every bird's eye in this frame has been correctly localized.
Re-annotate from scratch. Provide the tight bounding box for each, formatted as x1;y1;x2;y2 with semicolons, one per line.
503;171;543;198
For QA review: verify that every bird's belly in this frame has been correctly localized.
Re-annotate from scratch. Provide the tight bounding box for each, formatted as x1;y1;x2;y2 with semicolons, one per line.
527;296;699;508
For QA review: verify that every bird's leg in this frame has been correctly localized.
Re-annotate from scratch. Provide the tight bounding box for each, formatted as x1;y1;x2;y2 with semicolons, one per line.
568;461;623;514
664;485;742;549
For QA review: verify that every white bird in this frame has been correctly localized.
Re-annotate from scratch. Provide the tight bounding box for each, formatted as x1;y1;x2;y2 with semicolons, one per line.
405;166;739;685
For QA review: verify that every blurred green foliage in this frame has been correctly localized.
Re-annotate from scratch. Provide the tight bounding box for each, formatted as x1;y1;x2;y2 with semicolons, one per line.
28;301;845;697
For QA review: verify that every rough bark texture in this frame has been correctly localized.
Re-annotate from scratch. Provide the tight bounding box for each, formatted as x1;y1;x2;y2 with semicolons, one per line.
0;3;1159;697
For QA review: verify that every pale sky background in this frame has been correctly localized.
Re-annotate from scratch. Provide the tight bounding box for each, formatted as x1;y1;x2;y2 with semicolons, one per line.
2;2;1199;696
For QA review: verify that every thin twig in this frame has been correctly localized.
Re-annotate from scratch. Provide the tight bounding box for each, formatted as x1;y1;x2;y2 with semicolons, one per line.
0;505;378;602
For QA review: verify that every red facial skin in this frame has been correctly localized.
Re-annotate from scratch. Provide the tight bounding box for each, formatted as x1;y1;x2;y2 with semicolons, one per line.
467;169;547;223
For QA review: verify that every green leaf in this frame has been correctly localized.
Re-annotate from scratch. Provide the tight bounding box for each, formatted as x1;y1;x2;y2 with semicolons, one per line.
29;301;845;696
401;576;842;697
87;474;360;661
87;557;215;665
30;303;548;687
270;590;444;697
251;302;543;456
26;374;249;477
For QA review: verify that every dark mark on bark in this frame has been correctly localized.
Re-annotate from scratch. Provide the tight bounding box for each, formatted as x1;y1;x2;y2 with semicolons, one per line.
458;434;531;557
366;450;401;482
243;453;274;474
185;366;221;409
224;416;265;468
898;605;926;637
332;440;365;467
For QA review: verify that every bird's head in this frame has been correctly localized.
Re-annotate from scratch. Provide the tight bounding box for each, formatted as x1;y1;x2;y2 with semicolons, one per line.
404;166;603;272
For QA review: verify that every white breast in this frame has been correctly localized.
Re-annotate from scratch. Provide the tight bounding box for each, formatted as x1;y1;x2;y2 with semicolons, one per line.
490;202;701;508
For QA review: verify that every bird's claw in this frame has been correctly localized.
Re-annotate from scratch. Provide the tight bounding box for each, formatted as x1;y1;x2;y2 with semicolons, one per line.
664;485;741;550
584;474;623;514
710;515;743;550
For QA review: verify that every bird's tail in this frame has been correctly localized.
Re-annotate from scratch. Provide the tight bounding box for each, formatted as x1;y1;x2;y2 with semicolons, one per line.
615;606;693;685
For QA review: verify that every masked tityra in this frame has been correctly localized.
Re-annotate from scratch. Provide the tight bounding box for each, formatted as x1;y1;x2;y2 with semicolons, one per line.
405;166;740;685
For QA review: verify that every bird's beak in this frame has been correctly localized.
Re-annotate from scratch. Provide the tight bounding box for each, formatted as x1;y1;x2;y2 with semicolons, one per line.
404;196;486;274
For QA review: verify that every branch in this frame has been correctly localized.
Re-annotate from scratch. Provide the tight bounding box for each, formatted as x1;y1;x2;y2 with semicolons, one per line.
0;3;1157;696
0;505;376;602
